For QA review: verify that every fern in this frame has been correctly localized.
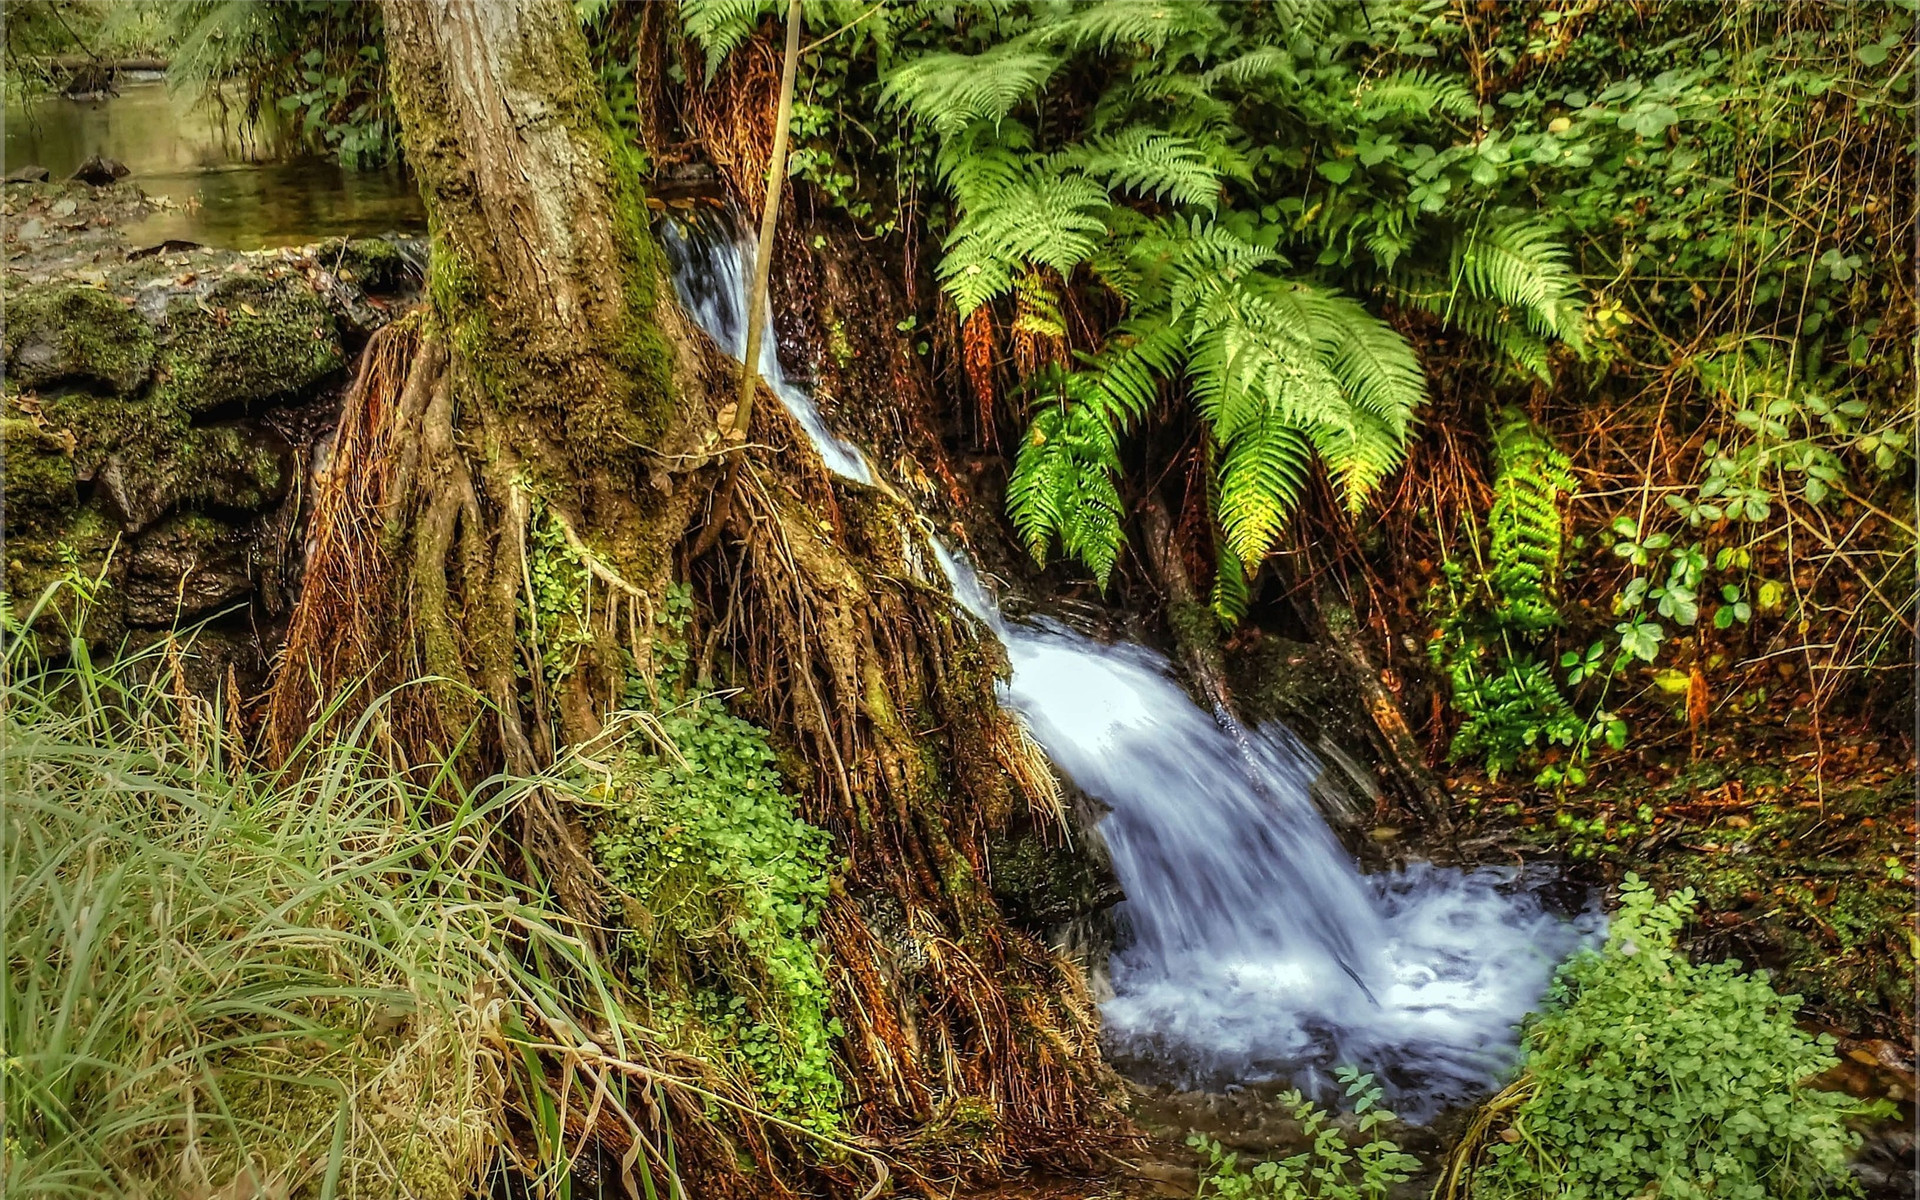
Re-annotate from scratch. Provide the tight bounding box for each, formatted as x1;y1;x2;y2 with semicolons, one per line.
1431;410;1579;779
1450;215;1587;347
1064;128;1223;208
1008;391;1126;585
882;40;1062;136
1487;408;1575;634
685;0;1583;606
937;167;1110;314
1356;69;1479;122
678;0;776;77
1042;0;1228;54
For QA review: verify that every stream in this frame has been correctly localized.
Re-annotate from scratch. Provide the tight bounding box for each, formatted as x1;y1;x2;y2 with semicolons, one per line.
662;219;1603;1119
4;77;423;249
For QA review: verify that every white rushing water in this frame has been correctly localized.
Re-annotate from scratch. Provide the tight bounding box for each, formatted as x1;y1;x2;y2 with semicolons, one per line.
936;543;1601;1116
661;220;1598;1117
658;219;875;484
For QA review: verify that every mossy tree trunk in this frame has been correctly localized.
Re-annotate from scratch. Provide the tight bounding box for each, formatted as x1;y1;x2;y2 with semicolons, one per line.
271;0;1123;1182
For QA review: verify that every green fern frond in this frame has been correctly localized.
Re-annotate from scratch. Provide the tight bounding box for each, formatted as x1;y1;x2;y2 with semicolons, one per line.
1064;128;1223;208
1008;400;1126;584
937;169;1111;313
1075;314;1186;429
1356;68;1479;122
882;40;1061;136
1213;407;1312;565
1202;46;1298;88
1451;215;1587;347
1390;270;1558;382
677;0;779;77
1043;0;1228;54
1210;537;1251;624
1486;407;1574;634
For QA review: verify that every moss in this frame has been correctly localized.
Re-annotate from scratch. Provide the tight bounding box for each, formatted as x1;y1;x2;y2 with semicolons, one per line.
172;426;288;512
1167;598;1222;661
152;276;346;414
4;500;125;641
35;388;182;479
2;418;78;522
3;284;154;395
322;236;414;292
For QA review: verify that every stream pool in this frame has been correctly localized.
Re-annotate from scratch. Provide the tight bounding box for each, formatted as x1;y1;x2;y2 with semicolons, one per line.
4;77;424;249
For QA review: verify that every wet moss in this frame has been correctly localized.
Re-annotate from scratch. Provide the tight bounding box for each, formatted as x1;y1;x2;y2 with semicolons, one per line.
323;235;414;293
3;284;154;395
2;418;78;523
152;276;345;414
4;499;125;640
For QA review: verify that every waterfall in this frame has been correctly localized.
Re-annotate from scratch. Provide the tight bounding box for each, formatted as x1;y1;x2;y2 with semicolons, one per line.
657;219;874;484
931;545;1597;1114
663;218;1599;1118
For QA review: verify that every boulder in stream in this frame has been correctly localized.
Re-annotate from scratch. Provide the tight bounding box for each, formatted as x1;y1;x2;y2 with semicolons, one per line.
68;155;130;186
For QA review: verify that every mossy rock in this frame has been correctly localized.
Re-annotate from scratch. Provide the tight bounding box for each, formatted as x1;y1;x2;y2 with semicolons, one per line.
317;236;417;293
98;423;290;530
123;513;254;625
152;276;346;414
3;499;126;641
33;387;181;479
2;418;78;522
988;826;1124;929
4;284;154;394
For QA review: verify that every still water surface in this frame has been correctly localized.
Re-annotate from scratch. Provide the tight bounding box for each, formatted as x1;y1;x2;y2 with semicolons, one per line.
4;77;424;249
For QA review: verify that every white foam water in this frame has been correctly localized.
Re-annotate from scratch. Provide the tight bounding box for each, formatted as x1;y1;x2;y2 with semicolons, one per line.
658;219;875;484
933;542;1601;1117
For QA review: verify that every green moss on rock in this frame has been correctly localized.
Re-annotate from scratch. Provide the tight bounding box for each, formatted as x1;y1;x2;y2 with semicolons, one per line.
2;418;78;522
4;284;154;394
153;276;346;414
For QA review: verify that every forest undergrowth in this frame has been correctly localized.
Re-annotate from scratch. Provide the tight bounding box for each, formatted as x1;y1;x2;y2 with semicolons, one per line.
2;0;1914;1197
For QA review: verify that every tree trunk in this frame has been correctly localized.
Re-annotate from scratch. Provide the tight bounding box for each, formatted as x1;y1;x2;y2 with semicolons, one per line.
269;0;1123;1184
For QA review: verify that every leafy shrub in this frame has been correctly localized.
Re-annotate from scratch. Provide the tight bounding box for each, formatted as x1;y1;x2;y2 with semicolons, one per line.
1191;1068;1419;1200
590;695;844;1132
1471;875;1888;1200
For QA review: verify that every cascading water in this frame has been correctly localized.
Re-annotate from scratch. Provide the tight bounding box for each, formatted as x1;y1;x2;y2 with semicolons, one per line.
657;218;874;484
934;545;1599;1115
662;217;1599;1118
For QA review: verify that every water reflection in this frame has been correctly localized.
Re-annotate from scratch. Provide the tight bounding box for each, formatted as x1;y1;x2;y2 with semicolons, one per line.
4;77;424;250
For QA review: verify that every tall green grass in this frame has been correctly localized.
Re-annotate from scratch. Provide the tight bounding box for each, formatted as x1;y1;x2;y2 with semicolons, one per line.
0;583;682;1199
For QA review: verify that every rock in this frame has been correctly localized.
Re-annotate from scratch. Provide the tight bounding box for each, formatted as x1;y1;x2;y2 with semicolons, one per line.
153;275;346;414
5;165;50;184
4;283;155;394
98;422;292;532
68;155;130;186
0;418;79;522
49;198;78;218
14;218;45;241
123;514;254;625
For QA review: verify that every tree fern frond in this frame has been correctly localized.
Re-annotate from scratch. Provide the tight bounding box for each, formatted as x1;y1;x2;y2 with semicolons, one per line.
882;40;1061;136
